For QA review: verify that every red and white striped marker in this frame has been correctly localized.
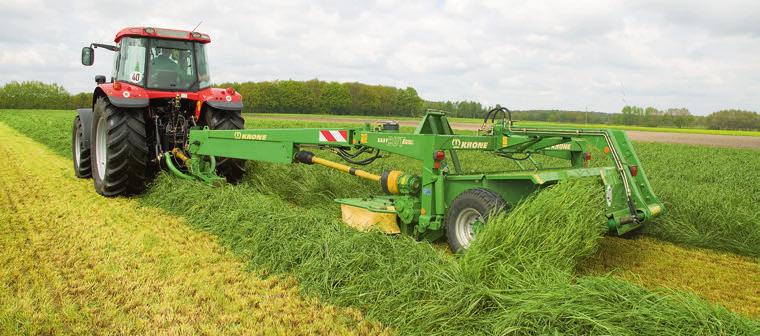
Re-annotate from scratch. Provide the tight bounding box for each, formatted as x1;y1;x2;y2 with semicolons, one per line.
319;130;348;142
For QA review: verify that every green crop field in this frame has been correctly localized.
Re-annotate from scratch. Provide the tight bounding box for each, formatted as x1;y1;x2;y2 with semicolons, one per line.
1;109;759;334
259;112;760;137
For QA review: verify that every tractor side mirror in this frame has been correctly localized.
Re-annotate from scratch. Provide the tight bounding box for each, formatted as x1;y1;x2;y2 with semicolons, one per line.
95;75;106;84
81;47;94;66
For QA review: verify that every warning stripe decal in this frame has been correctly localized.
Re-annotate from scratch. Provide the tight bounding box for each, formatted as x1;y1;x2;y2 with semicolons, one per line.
319;130;348;142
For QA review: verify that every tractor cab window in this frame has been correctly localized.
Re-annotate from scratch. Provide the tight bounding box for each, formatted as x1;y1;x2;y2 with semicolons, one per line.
195;43;211;89
116;37;147;85
147;39;196;90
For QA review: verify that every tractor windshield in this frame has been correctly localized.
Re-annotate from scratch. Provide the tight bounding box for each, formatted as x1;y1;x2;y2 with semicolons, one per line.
116;37;147;86
115;37;211;91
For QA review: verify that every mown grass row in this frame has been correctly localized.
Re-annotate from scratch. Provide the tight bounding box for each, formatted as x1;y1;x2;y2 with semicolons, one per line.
0;123;383;334
0;110;757;334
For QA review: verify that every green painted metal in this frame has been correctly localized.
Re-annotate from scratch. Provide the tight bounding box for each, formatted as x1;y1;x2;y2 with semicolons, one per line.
177;111;664;241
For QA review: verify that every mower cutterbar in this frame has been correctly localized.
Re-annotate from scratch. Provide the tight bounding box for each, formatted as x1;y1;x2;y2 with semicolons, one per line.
168;110;663;249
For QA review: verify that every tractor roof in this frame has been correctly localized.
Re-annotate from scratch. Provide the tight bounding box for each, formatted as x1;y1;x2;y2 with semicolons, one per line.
114;27;211;44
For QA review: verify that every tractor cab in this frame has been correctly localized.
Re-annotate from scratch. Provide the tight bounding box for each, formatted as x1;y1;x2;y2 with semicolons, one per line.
81;27;213;92
73;27;246;198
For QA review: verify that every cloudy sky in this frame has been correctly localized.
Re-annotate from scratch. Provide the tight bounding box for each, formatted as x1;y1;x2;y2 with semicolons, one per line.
1;0;758;115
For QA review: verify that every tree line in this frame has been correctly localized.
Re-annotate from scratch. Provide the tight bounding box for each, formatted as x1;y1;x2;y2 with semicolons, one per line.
1;80;758;131
0;81;92;110
221;80;424;116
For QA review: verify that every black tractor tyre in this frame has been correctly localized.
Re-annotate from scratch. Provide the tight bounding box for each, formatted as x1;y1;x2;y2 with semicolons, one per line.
90;97;152;197
445;188;508;253
71;115;92;178
205;107;246;183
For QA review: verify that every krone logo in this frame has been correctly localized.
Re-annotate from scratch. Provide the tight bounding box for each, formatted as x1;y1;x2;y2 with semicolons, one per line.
234;131;242;139
451;138;489;149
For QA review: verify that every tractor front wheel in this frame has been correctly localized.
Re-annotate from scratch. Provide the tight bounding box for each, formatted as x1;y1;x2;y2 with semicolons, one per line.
71;115;92;178
90;97;153;197
205;107;246;183
445;189;507;253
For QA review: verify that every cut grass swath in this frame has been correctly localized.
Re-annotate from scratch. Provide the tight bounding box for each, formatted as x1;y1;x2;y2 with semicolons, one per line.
143;176;758;334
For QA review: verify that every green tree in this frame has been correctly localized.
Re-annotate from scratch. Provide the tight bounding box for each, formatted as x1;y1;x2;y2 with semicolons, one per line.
706;109;760;131
0;81;71;109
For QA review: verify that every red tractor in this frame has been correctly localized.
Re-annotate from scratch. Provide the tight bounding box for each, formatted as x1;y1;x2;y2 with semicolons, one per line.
72;27;245;196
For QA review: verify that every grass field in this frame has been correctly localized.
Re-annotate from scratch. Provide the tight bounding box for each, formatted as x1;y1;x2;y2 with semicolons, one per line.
0;123;385;334
0;109;758;334
259;112;760;137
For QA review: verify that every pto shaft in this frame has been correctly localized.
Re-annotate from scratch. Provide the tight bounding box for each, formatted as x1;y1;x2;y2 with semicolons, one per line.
295;151;419;195
295;151;380;181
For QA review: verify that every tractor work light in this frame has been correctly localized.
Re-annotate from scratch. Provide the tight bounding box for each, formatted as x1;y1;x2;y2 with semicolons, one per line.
433;150;445;169
144;27;155;34
434;150;445;161
192;32;202;38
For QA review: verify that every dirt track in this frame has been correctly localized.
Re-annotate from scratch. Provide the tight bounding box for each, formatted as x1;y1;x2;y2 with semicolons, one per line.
255;115;760;149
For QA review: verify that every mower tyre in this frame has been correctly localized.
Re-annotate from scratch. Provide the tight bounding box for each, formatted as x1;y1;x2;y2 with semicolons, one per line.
445;188;508;253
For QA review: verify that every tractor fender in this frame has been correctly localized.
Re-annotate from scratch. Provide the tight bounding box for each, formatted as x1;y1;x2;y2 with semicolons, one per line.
108;96;149;108
95;83;150;108
205;100;243;111
76;108;93;147
198;87;243;111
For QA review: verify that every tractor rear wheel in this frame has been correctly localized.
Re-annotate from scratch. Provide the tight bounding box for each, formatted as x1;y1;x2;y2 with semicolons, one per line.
445;188;507;253
205;107;246;183
90;97;152;197
71;115;92;178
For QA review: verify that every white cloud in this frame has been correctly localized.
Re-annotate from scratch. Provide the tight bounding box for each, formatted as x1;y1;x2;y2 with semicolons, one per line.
0;0;758;115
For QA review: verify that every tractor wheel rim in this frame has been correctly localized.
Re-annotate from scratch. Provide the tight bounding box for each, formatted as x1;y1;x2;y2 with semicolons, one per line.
74;127;81;168
455;208;483;248
96;116;107;181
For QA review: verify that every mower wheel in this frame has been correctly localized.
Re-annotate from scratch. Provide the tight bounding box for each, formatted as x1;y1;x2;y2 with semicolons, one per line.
445;188;507;253
71;115;92;178
90;97;152;197
205;107;246;183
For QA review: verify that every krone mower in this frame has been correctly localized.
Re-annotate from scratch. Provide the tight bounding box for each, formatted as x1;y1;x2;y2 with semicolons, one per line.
164;109;663;252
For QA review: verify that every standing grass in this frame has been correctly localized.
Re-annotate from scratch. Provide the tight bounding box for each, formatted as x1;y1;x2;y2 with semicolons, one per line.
0;123;385;335
256;112;760;137
635;142;760;257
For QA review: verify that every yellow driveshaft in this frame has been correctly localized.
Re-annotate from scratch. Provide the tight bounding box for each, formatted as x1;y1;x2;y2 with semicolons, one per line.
294;151;406;195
